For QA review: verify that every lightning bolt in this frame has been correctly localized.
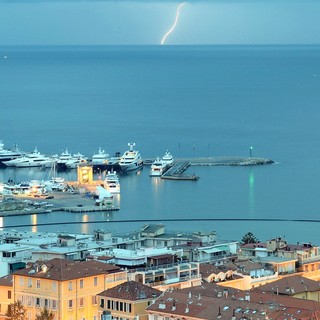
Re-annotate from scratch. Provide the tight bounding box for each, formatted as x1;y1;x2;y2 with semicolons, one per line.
161;2;186;45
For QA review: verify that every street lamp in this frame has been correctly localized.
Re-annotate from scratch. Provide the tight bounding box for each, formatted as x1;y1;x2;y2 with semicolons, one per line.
249;146;253;158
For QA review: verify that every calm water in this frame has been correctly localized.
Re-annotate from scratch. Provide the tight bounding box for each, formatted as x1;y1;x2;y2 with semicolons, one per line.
0;45;320;244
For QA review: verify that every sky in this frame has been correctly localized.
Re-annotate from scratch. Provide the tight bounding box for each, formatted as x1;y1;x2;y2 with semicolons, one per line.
0;0;320;45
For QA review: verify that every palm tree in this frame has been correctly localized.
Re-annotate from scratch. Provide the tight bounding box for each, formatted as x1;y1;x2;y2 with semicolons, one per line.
5;300;27;320
35;306;55;320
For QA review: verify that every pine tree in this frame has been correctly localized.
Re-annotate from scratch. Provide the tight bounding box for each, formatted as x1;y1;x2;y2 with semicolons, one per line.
241;232;258;244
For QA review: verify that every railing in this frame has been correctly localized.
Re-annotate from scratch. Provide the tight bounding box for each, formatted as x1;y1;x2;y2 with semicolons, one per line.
127;261;197;273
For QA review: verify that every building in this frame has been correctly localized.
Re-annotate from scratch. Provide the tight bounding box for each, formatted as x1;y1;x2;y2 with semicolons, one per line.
12;258;127;320
128;261;202;291
0;274;13;318
98;281;162;320
238;237;320;275
147;282;320;320
252;274;320;301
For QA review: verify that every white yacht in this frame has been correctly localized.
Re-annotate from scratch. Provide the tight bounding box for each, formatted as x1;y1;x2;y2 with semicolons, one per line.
3;148;55;168
104;171;120;194
56;149;73;170
0;140;24;163
162;150;174;167
119;143;143;172
65;152;88;169
150;157;168;177
91;147;109;165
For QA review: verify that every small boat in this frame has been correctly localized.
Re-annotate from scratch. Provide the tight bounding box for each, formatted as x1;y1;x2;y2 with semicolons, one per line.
150;157;168;177
119;143;143;172
104;171;120;194
162;150;174;167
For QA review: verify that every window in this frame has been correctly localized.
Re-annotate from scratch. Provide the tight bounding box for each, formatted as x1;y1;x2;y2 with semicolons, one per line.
68;281;73;291
36;280;41;288
19;277;24;286
107;299;111;309
68;300;73;309
100;298;105;308
44;299;49;308
8;291;11;300
52;300;57;310
36;298;40;307
79;297;84;307
80;279;84;289
52;282;57;291
27;296;33;306
94;277;98;286
28;278;32;288
92;296;97;305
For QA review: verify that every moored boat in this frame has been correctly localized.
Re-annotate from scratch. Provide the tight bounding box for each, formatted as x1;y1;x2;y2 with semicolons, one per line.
150;157;168;177
162;150;174;167
104;171;120;194
119;143;143;172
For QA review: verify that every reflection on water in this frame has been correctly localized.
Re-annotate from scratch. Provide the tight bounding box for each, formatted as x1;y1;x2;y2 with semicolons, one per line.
81;214;89;234
248;170;255;217
31;214;37;233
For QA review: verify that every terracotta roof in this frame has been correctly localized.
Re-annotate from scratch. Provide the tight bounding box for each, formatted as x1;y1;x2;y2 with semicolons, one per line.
252;275;320;295
147;284;320;320
13;258;121;281
199;263;237;277
0;274;12;287
98;281;162;301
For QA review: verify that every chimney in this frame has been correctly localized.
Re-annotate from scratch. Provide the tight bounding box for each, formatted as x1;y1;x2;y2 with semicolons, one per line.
244;293;250;301
172;300;176;311
217;307;221;318
185;303;189;313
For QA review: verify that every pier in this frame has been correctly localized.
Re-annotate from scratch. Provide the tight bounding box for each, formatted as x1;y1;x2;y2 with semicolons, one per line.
161;162;199;181
144;156;274;181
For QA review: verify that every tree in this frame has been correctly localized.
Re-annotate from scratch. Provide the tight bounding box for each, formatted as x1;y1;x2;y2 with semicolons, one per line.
241;232;259;244
5;300;27;320
35;306;55;320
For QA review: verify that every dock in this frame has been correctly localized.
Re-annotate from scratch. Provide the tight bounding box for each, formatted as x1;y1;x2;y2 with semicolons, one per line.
161;162;199;181
144;156;275;181
143;156;275;167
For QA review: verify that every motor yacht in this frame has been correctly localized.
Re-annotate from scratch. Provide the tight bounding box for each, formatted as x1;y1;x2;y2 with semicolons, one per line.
56;149;73;170
91;147;109;165
119;143;143;172
162;150;174;167
0;140;24;164
104;171;120;194
65;152;88;169
3;148;55;168
150;157;169;177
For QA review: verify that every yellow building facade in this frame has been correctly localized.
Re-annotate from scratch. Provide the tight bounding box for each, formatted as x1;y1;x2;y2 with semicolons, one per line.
0;275;13;318
98;281;162;320
12;258;127;320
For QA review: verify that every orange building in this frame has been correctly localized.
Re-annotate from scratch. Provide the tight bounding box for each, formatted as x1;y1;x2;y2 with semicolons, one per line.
12;258;127;320
0;274;13;318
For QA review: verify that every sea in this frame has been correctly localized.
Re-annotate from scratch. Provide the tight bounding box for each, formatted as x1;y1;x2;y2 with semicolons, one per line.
0;45;320;245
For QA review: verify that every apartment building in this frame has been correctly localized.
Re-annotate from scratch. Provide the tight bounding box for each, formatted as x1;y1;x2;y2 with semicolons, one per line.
12;258;127;320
